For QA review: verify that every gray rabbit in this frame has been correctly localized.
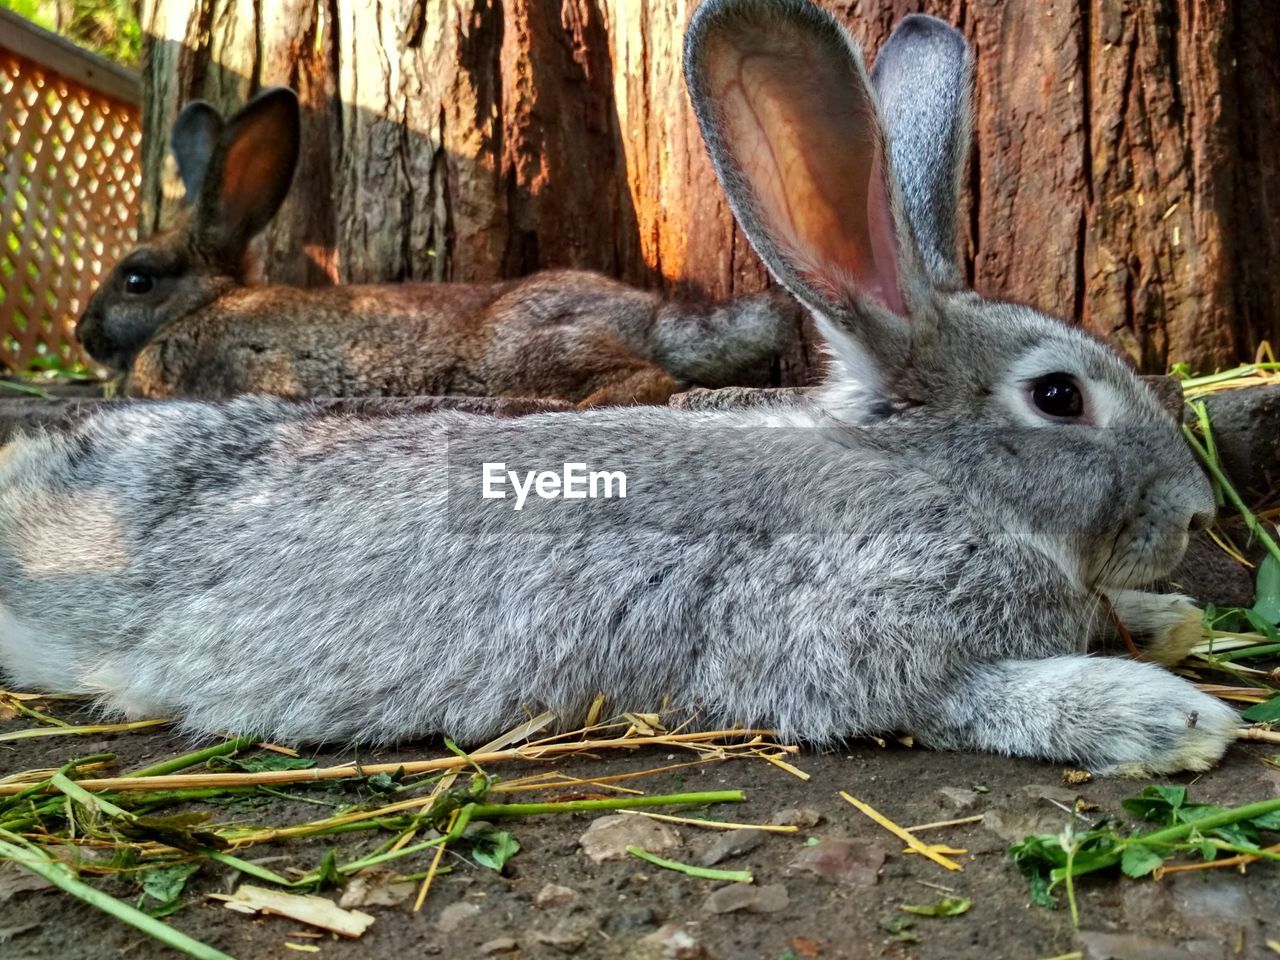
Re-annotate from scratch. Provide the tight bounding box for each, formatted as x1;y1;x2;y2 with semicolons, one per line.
0;0;1238;774
77;87;802;406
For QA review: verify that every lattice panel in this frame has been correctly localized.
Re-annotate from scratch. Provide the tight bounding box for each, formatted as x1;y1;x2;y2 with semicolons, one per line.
0;48;140;373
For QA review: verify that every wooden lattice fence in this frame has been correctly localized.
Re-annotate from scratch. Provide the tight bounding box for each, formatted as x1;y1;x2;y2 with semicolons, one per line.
0;8;140;373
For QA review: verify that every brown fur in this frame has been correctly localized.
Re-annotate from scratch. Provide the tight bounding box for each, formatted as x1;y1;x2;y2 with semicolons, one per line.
78;88;800;406
124;270;705;404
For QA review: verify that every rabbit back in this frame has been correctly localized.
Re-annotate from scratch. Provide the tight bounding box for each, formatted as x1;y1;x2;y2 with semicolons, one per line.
127;281;506;398
0;397;1089;744
128;270;798;403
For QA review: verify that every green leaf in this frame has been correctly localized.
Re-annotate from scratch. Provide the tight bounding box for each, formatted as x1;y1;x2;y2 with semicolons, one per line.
899;896;971;917
1122;785;1187;824
141;862;200;905
1010;834;1065;865
472;831;520;871
1206;604;1249;633
1199;820;1259;850
208;753;316;773
880;914;921;942
1250;809;1280;831
1025;869;1057;909
1252;553;1280;624
145;899;187;919
365;771;400;792
314;848;343;889
1149;785;1187;809
1119;844;1164;878
1243;696;1280;723
1242;609;1280;642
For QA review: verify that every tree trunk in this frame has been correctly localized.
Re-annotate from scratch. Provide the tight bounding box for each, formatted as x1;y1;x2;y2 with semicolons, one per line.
137;0;1280;375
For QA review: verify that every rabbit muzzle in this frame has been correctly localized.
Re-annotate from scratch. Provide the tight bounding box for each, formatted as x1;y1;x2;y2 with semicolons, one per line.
1090;466;1215;590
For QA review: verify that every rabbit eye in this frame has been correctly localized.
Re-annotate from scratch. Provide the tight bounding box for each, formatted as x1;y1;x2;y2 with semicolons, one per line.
1031;373;1084;419
123;271;154;295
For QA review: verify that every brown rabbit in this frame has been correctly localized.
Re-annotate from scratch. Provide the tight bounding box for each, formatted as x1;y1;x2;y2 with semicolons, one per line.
77;88;803;406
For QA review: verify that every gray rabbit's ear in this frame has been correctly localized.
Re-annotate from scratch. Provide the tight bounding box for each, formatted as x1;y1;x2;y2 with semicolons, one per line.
684;0;932;385
194;87;300;268
871;14;972;291
170;101;223;203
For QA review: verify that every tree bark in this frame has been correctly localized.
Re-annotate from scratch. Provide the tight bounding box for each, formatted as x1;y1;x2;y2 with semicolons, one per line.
137;0;1280;375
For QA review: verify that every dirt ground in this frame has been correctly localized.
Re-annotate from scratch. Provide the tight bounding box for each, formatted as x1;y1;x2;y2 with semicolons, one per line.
3;709;1278;960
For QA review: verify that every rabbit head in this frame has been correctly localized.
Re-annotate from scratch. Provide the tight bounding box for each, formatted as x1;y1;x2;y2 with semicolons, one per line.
684;0;1213;590
76;87;300;370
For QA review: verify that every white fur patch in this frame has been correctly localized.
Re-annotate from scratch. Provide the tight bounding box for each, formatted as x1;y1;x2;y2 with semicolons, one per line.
82;664;163;719
0;602;72;690
14;489;130;576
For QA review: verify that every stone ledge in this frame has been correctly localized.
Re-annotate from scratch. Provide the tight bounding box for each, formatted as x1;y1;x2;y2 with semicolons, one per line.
1197;383;1280;501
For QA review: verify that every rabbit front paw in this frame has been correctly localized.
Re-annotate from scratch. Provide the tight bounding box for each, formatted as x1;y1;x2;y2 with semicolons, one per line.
1105;590;1205;666
1093;669;1240;776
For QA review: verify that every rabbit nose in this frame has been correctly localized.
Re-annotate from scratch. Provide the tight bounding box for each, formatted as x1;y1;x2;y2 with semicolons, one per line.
1188;509;1215;534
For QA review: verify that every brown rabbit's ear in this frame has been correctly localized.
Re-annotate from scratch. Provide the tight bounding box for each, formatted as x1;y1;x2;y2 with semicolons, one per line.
195;87;300;268
685;0;930;345
171;101;223;203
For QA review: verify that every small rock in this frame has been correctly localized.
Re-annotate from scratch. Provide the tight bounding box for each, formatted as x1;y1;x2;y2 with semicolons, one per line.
1122;873;1253;943
695;828;768;866
1076;930;1226;960
766;807;823;828
1170;874;1251;926
480;938;519;955
0;924;40;944
935;787;981;810
787;838;888;886
637;923;706;960
981;807;1066;844
531;918;593;953
1198;383;1280;501
534;883;579;909
338;870;415;908
435;901;481;933
702;883;790;914
1261;766;1280;794
0;865;53;901
1019;784;1083;806
579;814;680;863
1174;531;1256;607
603;906;658;933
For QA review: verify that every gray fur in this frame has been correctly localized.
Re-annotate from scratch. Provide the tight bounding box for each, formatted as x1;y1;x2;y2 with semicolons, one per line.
870;14;972;290
0;0;1238;774
77;92;799;405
